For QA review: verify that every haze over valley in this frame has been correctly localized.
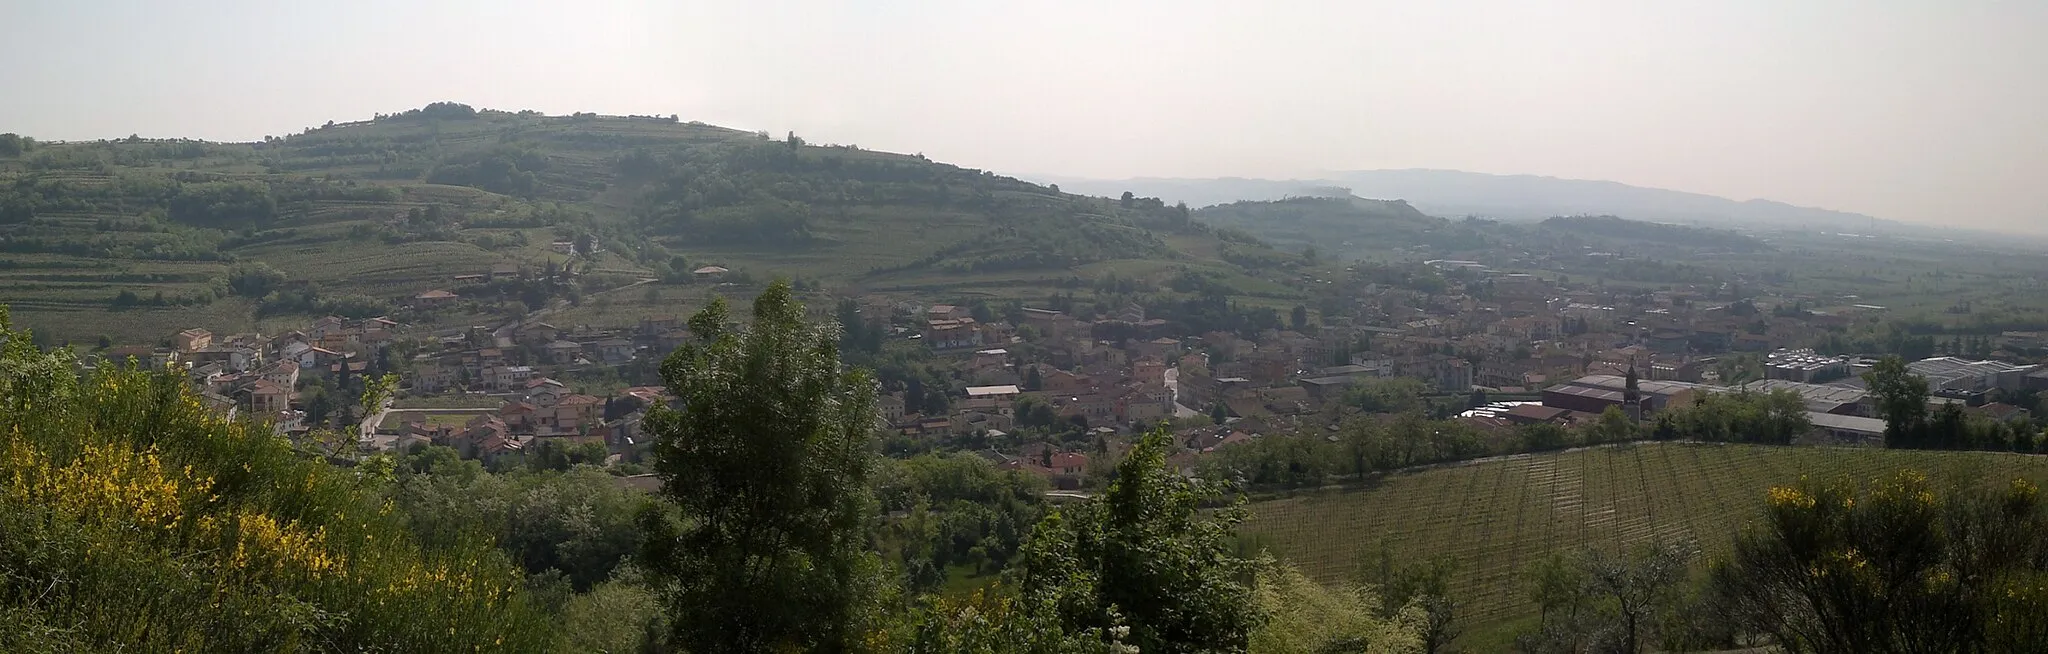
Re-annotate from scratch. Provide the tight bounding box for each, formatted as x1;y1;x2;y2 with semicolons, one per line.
1048;170;1933;236
5;2;2048;652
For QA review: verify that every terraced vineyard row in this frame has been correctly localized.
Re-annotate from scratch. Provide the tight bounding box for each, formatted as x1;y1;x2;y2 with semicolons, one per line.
1239;442;2048;634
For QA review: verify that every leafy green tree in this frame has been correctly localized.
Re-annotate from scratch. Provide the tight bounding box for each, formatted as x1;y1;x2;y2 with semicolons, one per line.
1580;406;1640;445
1652;390;1811;445
1584;540;1698;654
167;180;276;228
1519;422;1573;452
389;450;651;593
1346;378;1426;415
1015;426;1265;652
1337;420;1388;481
0;133;28;157
905;377;927;416
922;385;951;416
226;261;288;297
1865;355;1930;448
1358;545;1460;653
638;282;885;652
904;587;1133;653
557;569;666;654
1289;305;1309;332
1211;401;1229;425
1250;565;1424;654
1518;540;1701;654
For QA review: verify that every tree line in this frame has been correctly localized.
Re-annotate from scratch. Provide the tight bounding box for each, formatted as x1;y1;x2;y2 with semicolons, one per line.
8;287;2048;652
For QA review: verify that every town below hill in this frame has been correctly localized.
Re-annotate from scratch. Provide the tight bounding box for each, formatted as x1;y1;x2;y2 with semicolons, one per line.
92;248;2048;496
13;102;2048;650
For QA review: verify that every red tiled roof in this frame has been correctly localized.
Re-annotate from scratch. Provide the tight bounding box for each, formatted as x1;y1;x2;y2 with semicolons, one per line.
1505;404;1571;422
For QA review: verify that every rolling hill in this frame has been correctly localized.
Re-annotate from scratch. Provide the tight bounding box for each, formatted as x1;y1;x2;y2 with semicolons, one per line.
1190;195;1489;259
1048;169;1908;234
0;104;1304;343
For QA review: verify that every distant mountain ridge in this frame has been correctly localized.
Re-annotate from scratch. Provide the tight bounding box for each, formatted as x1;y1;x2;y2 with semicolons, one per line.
1189;196;1481;257
1043;169;1907;234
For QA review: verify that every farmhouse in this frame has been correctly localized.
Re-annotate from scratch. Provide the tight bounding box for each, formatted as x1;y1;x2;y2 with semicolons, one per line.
965;384;1021;400
414;289;459;306
1804;413;1887;446
174;328;213;352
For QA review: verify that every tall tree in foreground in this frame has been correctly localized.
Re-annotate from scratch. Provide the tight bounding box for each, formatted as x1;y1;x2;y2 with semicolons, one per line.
1016;425;1265;652
639;282;885;653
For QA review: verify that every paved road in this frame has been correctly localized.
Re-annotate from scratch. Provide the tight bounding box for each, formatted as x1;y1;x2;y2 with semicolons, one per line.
522;277;660;322
357;402;392;441
1165;367;1203;418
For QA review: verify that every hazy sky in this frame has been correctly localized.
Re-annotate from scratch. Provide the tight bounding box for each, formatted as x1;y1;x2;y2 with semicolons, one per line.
4;0;2043;232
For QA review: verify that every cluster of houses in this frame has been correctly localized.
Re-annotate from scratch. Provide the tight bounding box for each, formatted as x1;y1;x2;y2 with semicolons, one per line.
375;379;668;464
407;315;691;394
1493;350;2042;446
96;316;402;434
103;308;689;467
97;251;2048;492
864;264;2048;484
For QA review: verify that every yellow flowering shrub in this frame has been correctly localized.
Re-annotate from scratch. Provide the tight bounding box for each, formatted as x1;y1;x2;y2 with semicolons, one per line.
1766;486;1815;510
0;309;554;652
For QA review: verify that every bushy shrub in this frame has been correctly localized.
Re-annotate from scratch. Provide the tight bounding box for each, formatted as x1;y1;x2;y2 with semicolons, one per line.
0;308;554;652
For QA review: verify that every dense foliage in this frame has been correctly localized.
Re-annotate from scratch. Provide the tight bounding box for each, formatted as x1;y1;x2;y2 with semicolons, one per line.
1867;356;2043;453
638;282;887;652
1018;426;1266;652
877;453;1048;590
386;446;652;592
1517;541;1703;654
1650;389;1811;444
0;308;553;651
1711;471;2048;652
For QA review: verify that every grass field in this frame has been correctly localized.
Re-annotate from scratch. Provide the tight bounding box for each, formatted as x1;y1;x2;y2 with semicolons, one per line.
380;410;497;430
1238;442;2048;645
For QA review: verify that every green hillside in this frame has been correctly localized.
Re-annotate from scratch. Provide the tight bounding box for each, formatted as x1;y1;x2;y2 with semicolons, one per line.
1191;196;1489;259
1537;214;1771;253
1238;442;2048;646
0;104;1298;342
